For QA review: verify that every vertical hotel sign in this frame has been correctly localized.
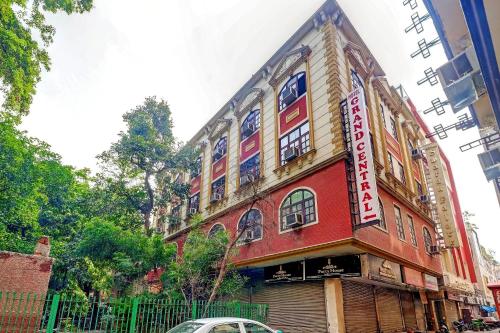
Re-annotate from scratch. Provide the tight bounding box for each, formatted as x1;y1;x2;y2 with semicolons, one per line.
425;143;460;247
347;88;380;226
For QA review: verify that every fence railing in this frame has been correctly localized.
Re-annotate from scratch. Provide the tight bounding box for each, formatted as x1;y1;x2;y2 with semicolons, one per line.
0;291;268;333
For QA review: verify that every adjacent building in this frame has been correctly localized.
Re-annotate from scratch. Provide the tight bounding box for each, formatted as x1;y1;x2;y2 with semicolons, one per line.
423;0;500;203
163;1;478;332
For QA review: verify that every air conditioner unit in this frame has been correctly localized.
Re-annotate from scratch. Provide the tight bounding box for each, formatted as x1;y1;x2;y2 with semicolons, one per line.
240;173;255;186
411;148;423;160
478;147;500;181
210;192;222;203
284;213;304;229
188;207;198;215
213;148;225;161
429;245;440;254
436;47;486;113
282;86;298;106
242;230;254;242
419;195;430;203
284;147;300;162
242;123;255;137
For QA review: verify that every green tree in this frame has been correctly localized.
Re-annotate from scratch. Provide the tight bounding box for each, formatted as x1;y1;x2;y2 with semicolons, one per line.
1;0;93;120
164;216;246;304
98;96;197;232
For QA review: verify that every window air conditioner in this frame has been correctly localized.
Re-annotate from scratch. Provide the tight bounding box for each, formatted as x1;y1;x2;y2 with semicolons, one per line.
419;195;430;203
242;229;254;242
478;147;500;181
188;207;197;215
429;245;440;254
242;123;255;137
411;148;423;160
213;148;224;161
284;147;300;162
210;192;222;203
436;47;487;113
284;213;304;229
240;173;255;186
282;86;298;106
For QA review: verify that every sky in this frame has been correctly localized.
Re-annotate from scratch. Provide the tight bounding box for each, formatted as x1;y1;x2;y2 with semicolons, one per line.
20;0;500;256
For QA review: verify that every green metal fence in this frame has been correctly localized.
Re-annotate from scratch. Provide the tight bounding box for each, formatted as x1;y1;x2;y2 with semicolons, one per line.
0;292;268;333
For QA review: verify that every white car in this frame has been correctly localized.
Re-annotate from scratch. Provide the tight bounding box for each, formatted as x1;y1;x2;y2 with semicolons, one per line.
167;317;283;333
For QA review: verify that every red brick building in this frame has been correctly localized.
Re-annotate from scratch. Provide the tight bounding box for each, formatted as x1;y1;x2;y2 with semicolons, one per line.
164;1;476;332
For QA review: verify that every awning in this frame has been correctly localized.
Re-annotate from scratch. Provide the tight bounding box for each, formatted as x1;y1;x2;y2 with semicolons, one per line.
481;305;496;313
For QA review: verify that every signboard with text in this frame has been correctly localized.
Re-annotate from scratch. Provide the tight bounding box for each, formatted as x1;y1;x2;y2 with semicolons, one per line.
264;261;303;283
424;143;460;247
347;88;380;226
305;255;361;279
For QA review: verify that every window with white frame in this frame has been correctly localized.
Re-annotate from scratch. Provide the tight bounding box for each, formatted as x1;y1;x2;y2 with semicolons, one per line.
191;156;202;178
278;72;306;111
279;122;310;166
211;176;225;199
390;117;399;141
237;209;263;243
212;137;227;163
408;215;417;246
398;161;406;185
240;155;260;182
241;110;260;140
378;198;387;230
208;224;225;238
423;227;433;254
188;193;200;214
280;189;316;231
394;206;405;240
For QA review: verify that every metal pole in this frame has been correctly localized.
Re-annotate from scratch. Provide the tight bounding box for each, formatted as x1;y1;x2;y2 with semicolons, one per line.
45;294;60;333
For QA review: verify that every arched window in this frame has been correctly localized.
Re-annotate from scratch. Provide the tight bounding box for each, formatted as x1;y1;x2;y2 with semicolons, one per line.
191;156;202;178
278;72;307;112
213;137;227;163
280;189;316;231
423;227;433;254
208;223;225;238
378;198;386;230
237;209;263;243
241;110;260;141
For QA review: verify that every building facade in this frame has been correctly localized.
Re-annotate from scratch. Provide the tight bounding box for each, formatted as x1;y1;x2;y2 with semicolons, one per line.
423;0;500;203
164;1;477;332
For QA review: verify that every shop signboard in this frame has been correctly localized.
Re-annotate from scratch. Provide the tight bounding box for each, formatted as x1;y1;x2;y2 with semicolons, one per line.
423;143;460;247
366;254;402;283
424;274;439;291
264;261;304;283
402;267;424;288
347;87;380;227
305;255;361;279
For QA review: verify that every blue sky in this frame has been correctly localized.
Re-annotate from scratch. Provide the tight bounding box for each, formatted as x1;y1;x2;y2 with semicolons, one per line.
20;0;500;255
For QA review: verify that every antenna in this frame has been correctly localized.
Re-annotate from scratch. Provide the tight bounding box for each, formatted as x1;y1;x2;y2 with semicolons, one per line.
411;37;441;58
402;0;418;9
405;12;431;34
417;67;439;86
425;114;476;139
422;98;449;115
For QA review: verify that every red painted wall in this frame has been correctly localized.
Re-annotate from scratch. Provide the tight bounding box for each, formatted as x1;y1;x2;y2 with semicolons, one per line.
176;162;353;263
355;187;442;275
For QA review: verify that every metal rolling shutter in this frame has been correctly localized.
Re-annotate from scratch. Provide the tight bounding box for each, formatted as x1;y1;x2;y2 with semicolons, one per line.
414;294;425;331
249;282;327;333
375;287;404;333
400;292;418;330
342;280;378;333
445;300;459;324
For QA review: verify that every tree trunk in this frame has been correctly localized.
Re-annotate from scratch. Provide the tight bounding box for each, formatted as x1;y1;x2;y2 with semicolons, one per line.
143;171;154;233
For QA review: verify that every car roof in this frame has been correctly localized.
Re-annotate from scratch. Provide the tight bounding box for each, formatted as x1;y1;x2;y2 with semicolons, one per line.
192;317;258;325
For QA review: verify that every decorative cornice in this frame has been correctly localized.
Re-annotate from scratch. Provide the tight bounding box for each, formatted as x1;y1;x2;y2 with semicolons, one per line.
343;41;375;80
269;45;312;88
234;88;265;119
208;118;232;143
372;78;399;113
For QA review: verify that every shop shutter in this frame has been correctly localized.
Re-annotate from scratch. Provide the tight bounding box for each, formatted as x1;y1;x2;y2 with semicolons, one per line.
245;282;327;333
342;280;378;333
445;300;459;324
375;287;404;333
400;292;418;330
414;294;426;331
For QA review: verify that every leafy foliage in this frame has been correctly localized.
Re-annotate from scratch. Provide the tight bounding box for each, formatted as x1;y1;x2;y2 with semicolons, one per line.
0;0;93;120
164;217;246;303
97;96;198;232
